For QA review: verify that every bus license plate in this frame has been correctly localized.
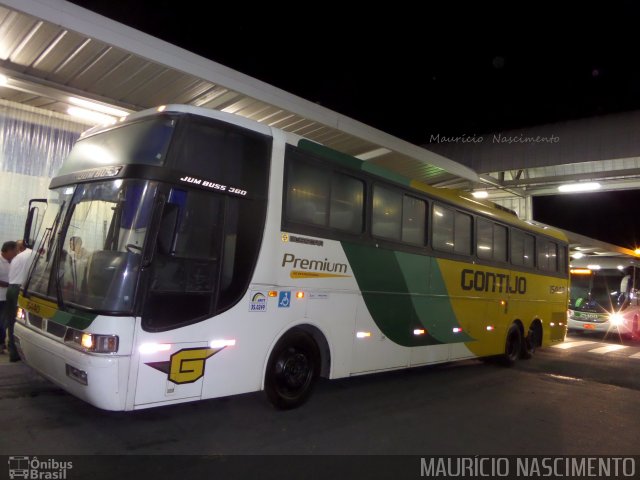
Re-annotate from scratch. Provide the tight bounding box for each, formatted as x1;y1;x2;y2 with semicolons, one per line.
583;324;596;330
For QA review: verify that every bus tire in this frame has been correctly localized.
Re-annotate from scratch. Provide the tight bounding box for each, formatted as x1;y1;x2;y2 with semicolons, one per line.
521;323;541;359
502;324;522;366
265;330;320;410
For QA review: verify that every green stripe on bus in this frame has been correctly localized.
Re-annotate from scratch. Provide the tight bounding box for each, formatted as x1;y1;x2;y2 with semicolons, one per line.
50;309;96;330
297;139;364;171
343;243;474;346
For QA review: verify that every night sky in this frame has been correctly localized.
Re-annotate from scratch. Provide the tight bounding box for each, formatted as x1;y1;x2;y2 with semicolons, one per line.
69;1;640;248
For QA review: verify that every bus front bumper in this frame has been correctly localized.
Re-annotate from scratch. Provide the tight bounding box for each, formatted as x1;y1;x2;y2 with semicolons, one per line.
14;323;129;411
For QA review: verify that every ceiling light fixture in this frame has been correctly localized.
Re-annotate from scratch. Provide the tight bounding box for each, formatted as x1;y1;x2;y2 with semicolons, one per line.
355;147;392;161
471;190;489;199
0;74;8;86
67;107;117;125
68;97;129;117
557;182;601;193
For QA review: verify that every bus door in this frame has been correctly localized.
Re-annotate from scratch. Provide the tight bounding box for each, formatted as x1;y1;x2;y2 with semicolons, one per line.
135;186;225;406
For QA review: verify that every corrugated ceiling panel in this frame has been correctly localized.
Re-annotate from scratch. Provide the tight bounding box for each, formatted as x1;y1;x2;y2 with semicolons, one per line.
156;77;209;105
27;29;85;76
67;47;130;90
46;38;108;85
113;65;172;105
120;67;184;107
267;113;295;128
192;85;230;107
0;90;38;103
219;97;257;115
200;90;243;110
0;10;38;61
8;20;59;67
234;102;271;119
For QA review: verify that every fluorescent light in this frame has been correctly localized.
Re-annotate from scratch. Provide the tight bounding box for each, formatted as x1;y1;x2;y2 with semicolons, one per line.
558;182;601;193
0;74;8;86
67;107;117;125
356;147;392;160
571;252;584;259
68;97;129;117
587;264;601;270
472;191;488;199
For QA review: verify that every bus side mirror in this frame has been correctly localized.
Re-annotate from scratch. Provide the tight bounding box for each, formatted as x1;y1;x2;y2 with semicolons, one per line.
23;198;48;249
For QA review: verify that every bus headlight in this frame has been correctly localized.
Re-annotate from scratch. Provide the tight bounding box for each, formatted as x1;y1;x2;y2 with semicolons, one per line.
64;328;119;353
609;313;624;326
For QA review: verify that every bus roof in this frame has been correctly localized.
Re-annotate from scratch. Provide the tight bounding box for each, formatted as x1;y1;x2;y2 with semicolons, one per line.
83;104;567;242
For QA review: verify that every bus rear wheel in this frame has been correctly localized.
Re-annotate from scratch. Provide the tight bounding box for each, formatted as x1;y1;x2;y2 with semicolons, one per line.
502;324;522;366
521;324;541;359
265;330;320;410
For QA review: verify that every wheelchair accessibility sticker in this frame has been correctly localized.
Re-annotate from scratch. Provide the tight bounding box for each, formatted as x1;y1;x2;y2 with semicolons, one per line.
278;291;291;308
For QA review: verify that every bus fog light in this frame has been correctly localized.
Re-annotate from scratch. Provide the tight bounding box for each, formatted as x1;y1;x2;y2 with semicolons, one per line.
66;364;88;385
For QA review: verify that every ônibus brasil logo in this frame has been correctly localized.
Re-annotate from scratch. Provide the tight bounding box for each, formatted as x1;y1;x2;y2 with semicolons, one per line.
8;456;72;479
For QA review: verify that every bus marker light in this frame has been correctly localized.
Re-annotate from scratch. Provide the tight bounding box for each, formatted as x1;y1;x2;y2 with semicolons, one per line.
296;291;305;299
550;322;556;327
500;300;506;306
486;325;494;331
413;329;426;335
210;339;236;349
453;327;462;333
268;291;278;297
139;343;171;354
356;332;371;339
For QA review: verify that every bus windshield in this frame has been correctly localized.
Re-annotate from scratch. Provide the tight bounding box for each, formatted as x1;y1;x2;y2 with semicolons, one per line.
570;269;622;312
28;179;158;313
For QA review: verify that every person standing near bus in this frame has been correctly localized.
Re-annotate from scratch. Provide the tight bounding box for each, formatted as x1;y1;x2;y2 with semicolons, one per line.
4;240;32;362
0;241;18;354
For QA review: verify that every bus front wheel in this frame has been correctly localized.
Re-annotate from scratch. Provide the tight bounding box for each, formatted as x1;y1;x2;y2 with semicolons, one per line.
502;324;522;366
265;330;320;410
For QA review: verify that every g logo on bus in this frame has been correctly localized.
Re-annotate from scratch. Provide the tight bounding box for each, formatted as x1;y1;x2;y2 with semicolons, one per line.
146;347;220;384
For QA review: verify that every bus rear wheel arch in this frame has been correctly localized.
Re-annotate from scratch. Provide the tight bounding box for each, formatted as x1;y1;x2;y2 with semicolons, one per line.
264;328;322;410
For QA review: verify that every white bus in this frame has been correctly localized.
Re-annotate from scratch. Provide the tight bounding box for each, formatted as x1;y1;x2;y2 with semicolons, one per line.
15;105;569;411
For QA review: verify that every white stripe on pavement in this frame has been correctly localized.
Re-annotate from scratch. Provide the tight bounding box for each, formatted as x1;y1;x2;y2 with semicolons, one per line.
552;341;596;349
588;344;628;354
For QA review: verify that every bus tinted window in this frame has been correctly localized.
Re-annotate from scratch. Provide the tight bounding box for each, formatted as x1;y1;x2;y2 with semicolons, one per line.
402;195;426;245
454;211;472;255
287;162;329;227
538;239;558;272
494;224;508;262
511;230;535;267
477;219;507;262
330;174;364;233
372;186;402;241
285;154;364;234
433;204;469;253
60;117;176;176
169;116;272;197
477;219;493;260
